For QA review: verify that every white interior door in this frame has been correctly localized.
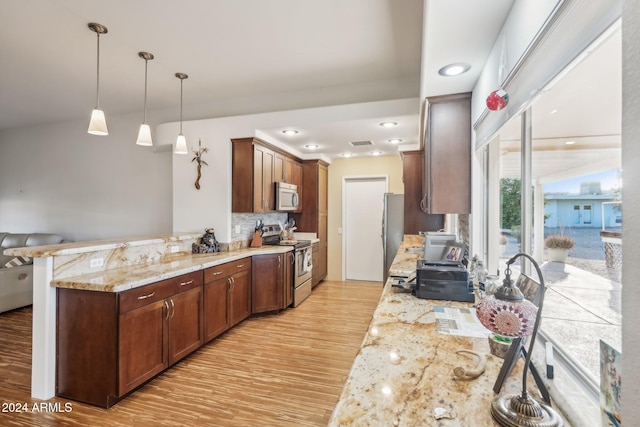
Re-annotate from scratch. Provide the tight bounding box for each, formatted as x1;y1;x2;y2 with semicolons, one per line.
343;177;387;282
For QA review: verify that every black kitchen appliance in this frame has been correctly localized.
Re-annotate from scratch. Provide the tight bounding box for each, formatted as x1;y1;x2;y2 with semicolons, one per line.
414;260;474;302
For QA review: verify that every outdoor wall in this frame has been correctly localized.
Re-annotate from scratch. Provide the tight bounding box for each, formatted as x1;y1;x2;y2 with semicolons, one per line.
543;198;611;229
0;113;173;241
326;155;403;281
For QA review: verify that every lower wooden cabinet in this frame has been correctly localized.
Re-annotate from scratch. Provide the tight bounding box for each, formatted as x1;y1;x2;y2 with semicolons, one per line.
56;271;204;407
311;242;320;287
251;252;292;313
203;259;251;342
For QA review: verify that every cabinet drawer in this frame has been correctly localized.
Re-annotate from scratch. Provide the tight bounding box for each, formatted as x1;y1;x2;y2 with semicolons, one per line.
170;271;203;294
119;281;174;314
118;271;202;313
204;258;251;282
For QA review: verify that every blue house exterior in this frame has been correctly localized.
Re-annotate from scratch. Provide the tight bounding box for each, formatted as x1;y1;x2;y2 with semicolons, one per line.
544;193;620;228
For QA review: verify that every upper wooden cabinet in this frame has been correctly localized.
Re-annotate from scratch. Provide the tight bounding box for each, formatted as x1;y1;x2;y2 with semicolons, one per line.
292;160;328;284
232;137;303;213
401;150;444;234
423;92;471;214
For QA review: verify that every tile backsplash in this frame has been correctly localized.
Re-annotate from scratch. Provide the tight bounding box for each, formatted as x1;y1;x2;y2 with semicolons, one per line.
231;213;288;242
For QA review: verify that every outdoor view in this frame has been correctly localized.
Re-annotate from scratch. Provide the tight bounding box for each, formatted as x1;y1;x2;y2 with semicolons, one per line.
490;28;621;391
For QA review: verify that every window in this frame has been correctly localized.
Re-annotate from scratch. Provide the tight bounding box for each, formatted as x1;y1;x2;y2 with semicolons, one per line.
483;26;622;420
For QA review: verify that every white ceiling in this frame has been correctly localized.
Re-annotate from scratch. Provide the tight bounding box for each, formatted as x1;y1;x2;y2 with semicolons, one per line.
0;0;516;159
497;29;621;183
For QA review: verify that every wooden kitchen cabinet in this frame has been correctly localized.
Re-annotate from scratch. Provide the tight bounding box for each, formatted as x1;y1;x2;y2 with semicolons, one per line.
203;259;252;342
251;252;292;313
311;242;320;287
401;150;444;234
232;137;303;213
56;271;203;407
292;160;328;284
254;144;275;212
284;251;294;307
423;92;472;214
229;265;251;325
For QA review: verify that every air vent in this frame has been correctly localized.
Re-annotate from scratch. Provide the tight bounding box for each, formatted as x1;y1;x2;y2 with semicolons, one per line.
349;140;374;147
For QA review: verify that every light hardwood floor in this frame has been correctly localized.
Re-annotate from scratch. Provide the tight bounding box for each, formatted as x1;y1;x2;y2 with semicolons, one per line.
0;280;382;426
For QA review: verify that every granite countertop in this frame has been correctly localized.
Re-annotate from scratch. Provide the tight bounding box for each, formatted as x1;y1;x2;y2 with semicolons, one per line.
4;233;203;257
329;235;550;426
50;245;291;293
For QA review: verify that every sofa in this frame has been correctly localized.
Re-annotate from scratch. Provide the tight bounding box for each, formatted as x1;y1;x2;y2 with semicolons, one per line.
0;233;65;314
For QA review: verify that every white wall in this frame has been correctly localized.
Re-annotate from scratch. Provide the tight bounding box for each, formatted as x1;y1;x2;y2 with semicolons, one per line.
621;0;640;422
158;99;419;243
0;113;172;241
471;0;560;124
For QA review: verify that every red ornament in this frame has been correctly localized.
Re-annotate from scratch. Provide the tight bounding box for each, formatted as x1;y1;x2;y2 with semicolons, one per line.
486;89;509;111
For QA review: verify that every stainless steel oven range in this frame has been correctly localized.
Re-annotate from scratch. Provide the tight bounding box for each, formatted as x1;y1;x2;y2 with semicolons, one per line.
261;224;313;307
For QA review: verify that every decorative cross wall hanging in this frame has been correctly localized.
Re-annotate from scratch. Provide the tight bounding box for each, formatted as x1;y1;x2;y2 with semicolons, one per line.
192;138;208;190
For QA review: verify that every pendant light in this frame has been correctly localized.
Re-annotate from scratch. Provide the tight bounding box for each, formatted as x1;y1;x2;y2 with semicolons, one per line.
174;73;189;154
136;52;154;146
87;23;109;136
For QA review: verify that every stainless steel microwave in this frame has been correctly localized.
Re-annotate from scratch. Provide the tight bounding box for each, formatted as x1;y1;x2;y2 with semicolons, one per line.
275;182;299;211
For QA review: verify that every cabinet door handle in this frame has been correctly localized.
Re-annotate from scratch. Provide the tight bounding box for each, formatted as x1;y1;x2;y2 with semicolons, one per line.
278;255;281;268
137;292;156;300
169;299;175;319
164;300;170;320
180;279;194;286
420;193;428;213
230;276;235;292
211;271;223;276
236;264;245;268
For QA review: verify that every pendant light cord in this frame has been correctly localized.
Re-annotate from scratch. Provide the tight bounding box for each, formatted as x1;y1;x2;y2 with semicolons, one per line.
143;58;148;124
95;32;100;109
179;78;183;134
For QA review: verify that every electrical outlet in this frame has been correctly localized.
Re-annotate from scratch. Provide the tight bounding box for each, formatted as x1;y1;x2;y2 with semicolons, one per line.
338;227;342;235
235;225;241;234
170;245;180;253
90;258;104;268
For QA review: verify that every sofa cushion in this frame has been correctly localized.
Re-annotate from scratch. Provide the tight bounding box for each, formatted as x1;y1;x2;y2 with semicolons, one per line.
1;233;30;249
3;256;32;268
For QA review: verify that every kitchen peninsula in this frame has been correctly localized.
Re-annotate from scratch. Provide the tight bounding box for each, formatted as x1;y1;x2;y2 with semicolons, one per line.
329;235;568;426
4;233;293;405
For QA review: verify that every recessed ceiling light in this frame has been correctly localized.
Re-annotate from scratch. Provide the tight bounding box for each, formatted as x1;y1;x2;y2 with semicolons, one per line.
379;122;397;128
282;129;299;136
550;109;558;114
565;140;576;145
438;63;471;77
371;151;383;156
341;153;353;158
305;144;319;150
388;138;403;144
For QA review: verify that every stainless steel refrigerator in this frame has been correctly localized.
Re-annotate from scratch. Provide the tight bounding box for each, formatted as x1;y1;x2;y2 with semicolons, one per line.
382;193;404;283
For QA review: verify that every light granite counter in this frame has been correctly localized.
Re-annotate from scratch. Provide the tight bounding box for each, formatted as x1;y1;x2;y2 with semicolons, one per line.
329;235;563;426
49;246;291;293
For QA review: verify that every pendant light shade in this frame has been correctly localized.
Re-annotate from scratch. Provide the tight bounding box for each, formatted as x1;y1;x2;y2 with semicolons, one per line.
87;23;108;136
88;109;108;136
136;124;153;146
175;72;189;154
136;52;154;146
175;134;188;154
